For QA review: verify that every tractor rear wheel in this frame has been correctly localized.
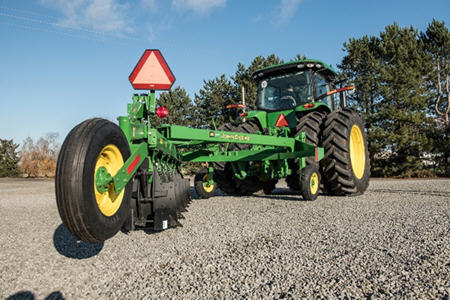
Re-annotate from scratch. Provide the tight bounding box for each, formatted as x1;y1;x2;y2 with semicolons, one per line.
286;111;326;191
213;122;241;195
322;108;370;195
55;118;132;243
230;119;266;195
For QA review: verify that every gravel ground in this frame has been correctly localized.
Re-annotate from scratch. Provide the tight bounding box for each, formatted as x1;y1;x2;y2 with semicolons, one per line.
1;178;449;299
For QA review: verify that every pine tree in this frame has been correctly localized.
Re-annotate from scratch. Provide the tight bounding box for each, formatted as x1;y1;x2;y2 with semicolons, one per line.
340;23;437;177
0;139;21;177
194;74;238;129
421;19;450;176
340;35;382;165
376;24;434;176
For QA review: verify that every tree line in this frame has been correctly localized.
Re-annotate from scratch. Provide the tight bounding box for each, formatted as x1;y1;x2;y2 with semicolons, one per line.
1;20;448;178
0;134;59;177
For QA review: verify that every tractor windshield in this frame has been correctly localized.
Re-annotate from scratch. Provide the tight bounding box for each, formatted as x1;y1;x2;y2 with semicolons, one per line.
257;71;313;111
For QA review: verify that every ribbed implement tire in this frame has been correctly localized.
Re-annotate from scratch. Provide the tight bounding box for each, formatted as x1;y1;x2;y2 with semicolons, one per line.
230;119;266;196
213;122;240;195
286;111;325;191
322;108;370;195
55;118;132;243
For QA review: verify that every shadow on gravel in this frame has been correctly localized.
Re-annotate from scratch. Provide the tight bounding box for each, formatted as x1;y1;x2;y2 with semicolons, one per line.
6;291;64;300
53;224;103;259
191;184;313;202
190;186;200;199
257;194;304;201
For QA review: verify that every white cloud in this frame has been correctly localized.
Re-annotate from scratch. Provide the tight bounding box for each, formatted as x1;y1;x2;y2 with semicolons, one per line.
40;0;131;33
172;0;226;14
275;0;302;23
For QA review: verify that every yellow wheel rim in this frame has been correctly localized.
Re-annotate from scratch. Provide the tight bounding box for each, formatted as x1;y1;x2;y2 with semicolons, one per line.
349;125;365;179
202;173;214;193
310;172;319;194
94;144;125;216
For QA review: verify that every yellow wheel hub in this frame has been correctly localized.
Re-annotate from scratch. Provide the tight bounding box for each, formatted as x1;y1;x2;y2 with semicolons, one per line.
349;125;365;179
310;172;319;194
202;173;214;193
94;144;125;216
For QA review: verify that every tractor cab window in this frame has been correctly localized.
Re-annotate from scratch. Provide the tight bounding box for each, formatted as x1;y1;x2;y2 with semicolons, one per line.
313;73;332;107
257;71;313;111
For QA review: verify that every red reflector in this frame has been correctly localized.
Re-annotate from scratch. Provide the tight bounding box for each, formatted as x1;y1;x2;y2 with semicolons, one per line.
127;154;140;175
315;148;319;162
240;112;248;117
303;103;315;108
156;106;168;118
275;113;289;128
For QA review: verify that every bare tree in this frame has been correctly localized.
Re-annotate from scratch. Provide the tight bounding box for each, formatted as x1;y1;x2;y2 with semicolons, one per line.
20;133;60;177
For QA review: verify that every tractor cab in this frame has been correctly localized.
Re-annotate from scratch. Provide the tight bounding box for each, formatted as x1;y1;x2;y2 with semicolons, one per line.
253;60;337;112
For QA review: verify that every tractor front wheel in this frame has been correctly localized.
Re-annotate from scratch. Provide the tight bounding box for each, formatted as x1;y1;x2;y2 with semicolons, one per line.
55;118;132;243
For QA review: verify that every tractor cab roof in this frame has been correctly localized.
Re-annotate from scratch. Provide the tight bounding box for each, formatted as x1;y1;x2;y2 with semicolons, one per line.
253;59;337;82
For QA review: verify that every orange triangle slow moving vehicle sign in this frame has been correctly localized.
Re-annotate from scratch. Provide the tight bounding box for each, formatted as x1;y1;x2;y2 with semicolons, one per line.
129;49;176;90
275;113;289;128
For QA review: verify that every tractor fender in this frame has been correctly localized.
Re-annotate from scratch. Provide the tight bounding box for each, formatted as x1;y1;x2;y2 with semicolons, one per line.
244;110;267;129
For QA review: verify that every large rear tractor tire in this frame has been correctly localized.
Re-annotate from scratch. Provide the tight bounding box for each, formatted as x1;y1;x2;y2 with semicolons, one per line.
55;118;132;243
213;122;241;195
322;108;370;195
286;111;326;191
230;119;267;195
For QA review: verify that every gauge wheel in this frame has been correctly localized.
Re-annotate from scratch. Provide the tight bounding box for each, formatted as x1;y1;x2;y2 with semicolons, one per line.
55;118;132;243
194;168;217;199
300;164;321;201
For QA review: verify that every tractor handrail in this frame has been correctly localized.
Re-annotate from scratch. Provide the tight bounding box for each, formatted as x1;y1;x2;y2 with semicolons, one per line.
316;86;354;101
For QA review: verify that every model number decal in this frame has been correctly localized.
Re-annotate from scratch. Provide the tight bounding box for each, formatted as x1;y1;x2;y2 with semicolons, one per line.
220;133;251;142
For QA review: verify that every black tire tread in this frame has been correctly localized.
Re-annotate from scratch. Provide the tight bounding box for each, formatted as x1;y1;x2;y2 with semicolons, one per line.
56;118;104;241
212;123;241;195
322;108;370;196
56;118;131;242
230;119;265;195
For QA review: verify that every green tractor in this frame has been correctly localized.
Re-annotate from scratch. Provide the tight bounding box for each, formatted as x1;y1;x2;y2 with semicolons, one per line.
196;59;370;198
55;50;369;243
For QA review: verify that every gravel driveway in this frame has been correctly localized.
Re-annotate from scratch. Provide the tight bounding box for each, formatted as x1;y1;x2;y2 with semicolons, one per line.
1;178;449;299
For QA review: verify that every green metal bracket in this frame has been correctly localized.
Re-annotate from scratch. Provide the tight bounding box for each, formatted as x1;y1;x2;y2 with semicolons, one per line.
148;90;156;114
166;125;296;149
208;166;214;186
111;143;148;194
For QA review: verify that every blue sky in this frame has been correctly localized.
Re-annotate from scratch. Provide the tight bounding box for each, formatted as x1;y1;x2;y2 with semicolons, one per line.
1;0;449;146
